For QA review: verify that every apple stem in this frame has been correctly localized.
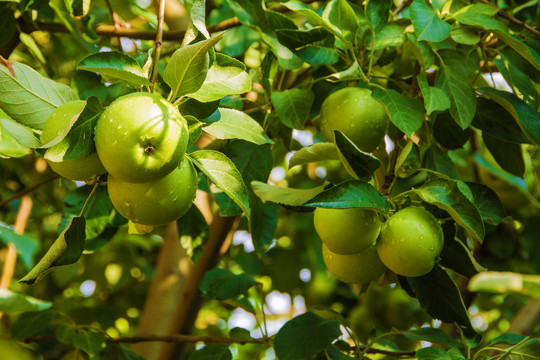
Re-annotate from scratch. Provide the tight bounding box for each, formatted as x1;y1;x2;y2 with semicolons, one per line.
79;182;100;217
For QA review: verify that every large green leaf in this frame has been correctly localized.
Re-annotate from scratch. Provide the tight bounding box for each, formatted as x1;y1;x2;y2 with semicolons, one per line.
42;96;102;162
406;265;475;336
322;0;359;44
189;53;252;102
0;59;78;130
365;0;392;33
413;178;485;242
77;51;152;87
439;222;485;278
435;65;476;129
20;216;86;285
495;54;538;109
0;117;40;148
203;108;273;145
410;0;452;42
271;88;314;130
190;150;250;217
473;98;531;144
480;88;540;145
334;130;381;181
199;267;259;300
469;272;540;299
417;73;450;115
0;226;39;271
304;180;390;212
371;88;424;137
0;289;52;315
251;181;325;207
164;33;225;100
274;312;341;360
288;142;339;168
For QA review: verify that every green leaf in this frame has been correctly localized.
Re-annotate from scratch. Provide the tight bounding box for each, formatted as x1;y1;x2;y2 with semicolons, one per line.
453;9;506;33
496;32;540;72
164;33;225;100
276;27;333;49
203;108;273;145
0;339;40;360
190;150;250;217
424;145;460;180
369;22;407;50
282;1;335;35
0;226;39;271
414;178;485;242
77;51;152;87
406;265;475;336
0;59;79;130
274;312;341;360
410;0;452;42
433;111;470;150
0;120;30;158
0;289;52;315
63;185;116;240
55;326;106;355
372;88;424;137
10;310;59;339
468;272;540;299
178;205;209;263
416;347;452;360
295;45;340;66
334;130;381;181
404;327;460;348
183;0;210;46
199;267;259;300
395;141;421;178
483;133;525;178
494;54;538;109
304;179;390;212
19;216;86;285
251;181;325;207
271;88;314;129
288;142;339;168
189;53;252;102
42;96;102;162
188;344;232;360
251;199;277;252
480;88;540;145
0;117;40;148
473;98;531;144
435;66;476;129
365;0;392;33
322;0;359;44
229;327;252;341
417;73;450;115
439;222;485;278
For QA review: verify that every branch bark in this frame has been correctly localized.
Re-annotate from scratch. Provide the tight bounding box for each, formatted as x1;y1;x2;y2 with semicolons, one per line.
157;214;238;360
132;222;192;360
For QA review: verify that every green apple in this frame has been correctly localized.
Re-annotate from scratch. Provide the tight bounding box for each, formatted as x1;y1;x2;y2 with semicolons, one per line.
376;206;444;277
319;87;389;153
107;156;198;226
95;92;189;183
41;100;106;182
314;207;381;254
322;244;387;284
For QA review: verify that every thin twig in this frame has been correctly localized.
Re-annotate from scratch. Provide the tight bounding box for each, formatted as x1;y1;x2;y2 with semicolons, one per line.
478;0;540;38
393;0;413;16
23;334;267;345
0;174;60;208
150;0;166;91
104;0;123;52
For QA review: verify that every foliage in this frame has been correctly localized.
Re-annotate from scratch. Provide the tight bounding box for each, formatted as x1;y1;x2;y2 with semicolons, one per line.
0;0;540;359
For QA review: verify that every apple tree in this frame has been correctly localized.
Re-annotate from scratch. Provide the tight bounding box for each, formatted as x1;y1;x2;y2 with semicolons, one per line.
1;0;540;359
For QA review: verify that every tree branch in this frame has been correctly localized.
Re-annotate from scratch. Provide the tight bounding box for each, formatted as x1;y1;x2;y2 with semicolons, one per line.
23;334;267;345
150;0;166;91
0;175;60;208
478;0;540;37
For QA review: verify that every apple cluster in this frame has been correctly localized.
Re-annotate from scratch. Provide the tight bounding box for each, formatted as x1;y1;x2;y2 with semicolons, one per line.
41;92;197;227
314;206;444;285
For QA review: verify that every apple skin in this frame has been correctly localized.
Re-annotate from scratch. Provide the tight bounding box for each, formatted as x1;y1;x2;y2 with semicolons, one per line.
107;156;198;226
322;244;387;284
95;92;189;183
314;207;381;255
319;87;389;153
41;100;106;182
376;206;444;277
